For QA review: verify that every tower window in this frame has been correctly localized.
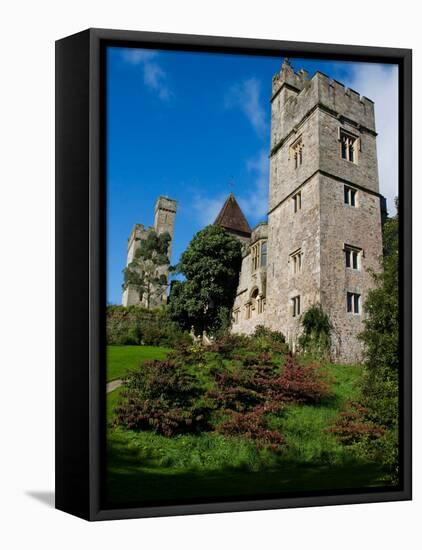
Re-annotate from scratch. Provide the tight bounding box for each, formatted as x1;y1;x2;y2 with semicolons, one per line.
291;137;304;168
344;185;357;206
251;240;267;272
347;292;360;314
290;248;303;274
340;129;358;163
345;245;361;269
261;241;267;267
293;191;302;213
292;295;301;317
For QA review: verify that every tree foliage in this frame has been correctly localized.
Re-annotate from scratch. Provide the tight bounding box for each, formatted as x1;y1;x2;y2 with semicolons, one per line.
169;225;242;335
298;304;332;359
122;231;171;308
357;199;399;478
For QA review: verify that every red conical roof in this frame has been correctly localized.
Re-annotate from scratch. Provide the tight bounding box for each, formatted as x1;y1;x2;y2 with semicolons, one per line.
214;193;252;237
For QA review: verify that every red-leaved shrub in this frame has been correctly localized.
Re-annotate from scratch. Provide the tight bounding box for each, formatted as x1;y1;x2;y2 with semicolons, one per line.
329;401;385;445
114;360;212;437
217;406;285;449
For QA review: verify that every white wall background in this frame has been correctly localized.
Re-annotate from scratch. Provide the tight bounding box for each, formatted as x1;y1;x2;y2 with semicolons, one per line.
0;1;418;548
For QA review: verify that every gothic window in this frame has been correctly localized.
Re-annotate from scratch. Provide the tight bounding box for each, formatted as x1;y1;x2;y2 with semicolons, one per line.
340;129;358;163
233;309;239;324
344;185;357;207
293;191;302;213
291;137;304;168
292;295;301;317
251;241;267;272
251;243;260;272
345;245;361;270
290;248;303;274
347;292;361;314
245;303;251;320
261;241;267;267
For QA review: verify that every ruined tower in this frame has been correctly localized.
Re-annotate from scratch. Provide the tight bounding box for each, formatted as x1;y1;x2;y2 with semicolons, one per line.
265;59;383;362
122;196;177;308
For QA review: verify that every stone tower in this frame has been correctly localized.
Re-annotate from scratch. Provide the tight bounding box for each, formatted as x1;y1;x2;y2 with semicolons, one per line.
265;59;383;362
122;196;177;308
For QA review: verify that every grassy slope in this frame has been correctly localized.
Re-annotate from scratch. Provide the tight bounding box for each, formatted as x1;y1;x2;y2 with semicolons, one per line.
106;345;170;382
106;359;390;506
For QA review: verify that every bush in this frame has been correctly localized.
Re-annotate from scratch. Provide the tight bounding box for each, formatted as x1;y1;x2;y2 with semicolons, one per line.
298;305;332;359
329;401;385;446
217;407;285;450
114;359;212;437
270;355;332;404
106;305;192;347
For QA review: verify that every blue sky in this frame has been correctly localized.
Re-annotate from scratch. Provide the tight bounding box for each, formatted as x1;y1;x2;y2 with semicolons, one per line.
107;46;398;305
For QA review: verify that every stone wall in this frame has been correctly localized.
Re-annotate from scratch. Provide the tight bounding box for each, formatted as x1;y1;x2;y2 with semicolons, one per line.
231;60;383;363
122;197;177;308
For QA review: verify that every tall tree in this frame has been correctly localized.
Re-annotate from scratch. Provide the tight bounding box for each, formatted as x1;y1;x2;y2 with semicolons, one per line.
358;199;399;477
123;231;171;309
169;225;242;335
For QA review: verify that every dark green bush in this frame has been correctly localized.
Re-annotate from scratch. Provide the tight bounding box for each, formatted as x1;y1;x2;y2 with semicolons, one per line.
115;359;212;436
298;305;332;359
106;305;192;347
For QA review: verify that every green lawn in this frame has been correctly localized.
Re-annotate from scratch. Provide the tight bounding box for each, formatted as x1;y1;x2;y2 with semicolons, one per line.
106;359;393;506
106;345;171;382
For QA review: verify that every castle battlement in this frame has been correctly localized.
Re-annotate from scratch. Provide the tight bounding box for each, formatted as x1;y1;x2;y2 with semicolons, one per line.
271;61;375;147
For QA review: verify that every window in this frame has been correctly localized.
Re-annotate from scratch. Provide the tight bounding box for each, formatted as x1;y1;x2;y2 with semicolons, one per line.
251;241;267;272
292;295;301;317
345;245;361;270
233;309;239;324
290;248;303;274
291;137;304;168
344;185;357;207
261;241;267;267
258;298;266;314
251;243;260;272
293;191;302;213
340;130;358;163
347;292;360;314
245;303;251;320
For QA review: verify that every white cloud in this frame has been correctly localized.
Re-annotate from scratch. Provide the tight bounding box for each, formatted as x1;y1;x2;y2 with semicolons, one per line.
224;78;268;137
238;149;269;221
192;192;229;226
121;48;172;101
192;149;269;227
343;63;398;214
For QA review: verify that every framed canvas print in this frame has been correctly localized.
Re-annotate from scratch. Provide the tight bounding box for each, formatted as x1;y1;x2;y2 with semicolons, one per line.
55;28;412;521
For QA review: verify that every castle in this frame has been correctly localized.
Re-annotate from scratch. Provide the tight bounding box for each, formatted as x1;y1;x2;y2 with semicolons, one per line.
122;196;177;309
123;59;385;363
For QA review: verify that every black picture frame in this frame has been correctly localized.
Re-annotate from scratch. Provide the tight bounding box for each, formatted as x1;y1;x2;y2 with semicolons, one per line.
55;28;412;521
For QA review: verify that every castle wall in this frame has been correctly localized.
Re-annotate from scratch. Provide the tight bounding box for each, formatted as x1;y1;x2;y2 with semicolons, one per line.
232;62;384;363
122;197;177;308
266;174;321;348
232;224;268;334
319;173;383;363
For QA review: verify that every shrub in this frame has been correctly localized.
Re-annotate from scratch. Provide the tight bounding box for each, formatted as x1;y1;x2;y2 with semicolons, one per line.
248;326;287;354
217;407;285;450
329;401;385;445
270;355;332;404
106;305;192;347
298;305;332;359
114;359;212;436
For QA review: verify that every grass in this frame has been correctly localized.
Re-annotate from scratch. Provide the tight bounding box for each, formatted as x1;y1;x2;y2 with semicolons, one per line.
106;345;170;382
106;355;393;506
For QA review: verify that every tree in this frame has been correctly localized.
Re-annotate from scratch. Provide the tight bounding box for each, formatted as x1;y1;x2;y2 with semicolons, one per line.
169;225;242;335
357;199;399;478
123;231;171;309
